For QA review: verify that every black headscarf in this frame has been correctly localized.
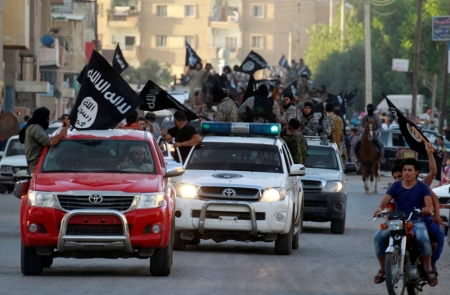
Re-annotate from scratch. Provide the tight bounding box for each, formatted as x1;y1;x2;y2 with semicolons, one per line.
19;107;50;143
367;103;375;116
211;85;227;103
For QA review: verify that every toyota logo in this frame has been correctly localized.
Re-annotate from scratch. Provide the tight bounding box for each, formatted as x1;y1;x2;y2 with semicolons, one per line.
88;194;103;204
222;188;236;197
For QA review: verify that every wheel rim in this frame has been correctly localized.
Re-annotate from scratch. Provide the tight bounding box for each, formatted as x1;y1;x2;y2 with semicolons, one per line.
388;250;405;294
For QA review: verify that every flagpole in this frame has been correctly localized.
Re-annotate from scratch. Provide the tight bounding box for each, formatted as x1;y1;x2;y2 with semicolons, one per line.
364;0;372;106
94;0;98;51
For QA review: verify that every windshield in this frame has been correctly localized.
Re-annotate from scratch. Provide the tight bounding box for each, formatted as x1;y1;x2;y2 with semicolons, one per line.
42;140;156;174
186;142;283;173
305;146;339;170
6;139;25;156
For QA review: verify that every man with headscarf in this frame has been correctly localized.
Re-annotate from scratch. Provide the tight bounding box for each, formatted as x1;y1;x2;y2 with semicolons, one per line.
299;101;319;136
281;118;309;165
357;103;385;163
321;103;347;166
238;84;281;123
19;107;67;176
117;145;153;172
212;86;238;122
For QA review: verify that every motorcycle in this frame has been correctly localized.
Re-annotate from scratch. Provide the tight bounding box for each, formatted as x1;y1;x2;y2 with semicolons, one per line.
373;208;433;295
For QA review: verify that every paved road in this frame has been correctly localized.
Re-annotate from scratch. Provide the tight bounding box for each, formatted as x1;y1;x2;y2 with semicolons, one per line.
1;175;449;295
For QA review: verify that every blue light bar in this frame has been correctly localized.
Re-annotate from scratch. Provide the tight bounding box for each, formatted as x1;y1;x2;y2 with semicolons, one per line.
201;122;281;136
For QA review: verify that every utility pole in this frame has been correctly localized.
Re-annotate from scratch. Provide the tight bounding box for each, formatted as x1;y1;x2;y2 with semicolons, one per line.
438;2;450;134
288;31;292;64
329;0;333;34
411;0;423;118
364;0;372;106
341;0;345;43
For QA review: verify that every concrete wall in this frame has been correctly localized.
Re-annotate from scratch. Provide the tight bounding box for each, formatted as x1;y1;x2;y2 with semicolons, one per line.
3;0;30;49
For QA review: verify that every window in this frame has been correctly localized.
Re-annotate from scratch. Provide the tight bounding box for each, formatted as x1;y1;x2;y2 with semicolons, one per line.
184;5;195;17
392;133;406;147
252;5;264;18
186;143;283;173
305;146;339;170
185;36;194;46
156;5;167;17
111;35;116;45
156;35;166;47
225;37;237;52
125;36;135;50
251;36;263;48
6;139;25;157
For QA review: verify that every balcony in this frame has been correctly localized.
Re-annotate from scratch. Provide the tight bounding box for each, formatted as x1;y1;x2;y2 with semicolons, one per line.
15;81;50;94
209;16;240;30
108;14;139;28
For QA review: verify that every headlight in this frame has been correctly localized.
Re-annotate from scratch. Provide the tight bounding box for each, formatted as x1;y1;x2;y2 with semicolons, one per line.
177;184;198;199
388;220;403;231
27;191;56;208
323;181;343;192
261;188;286;202
1;165;13;173
137;193;165;209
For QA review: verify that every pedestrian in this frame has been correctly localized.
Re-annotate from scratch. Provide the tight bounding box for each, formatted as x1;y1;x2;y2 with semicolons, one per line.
299;101;319;136
298;73;312;97
321;103;347;165
435;136;447;186
145;112;161;136
19;107;67;176
20;115;30;129
119;110;141;130
203;63;216;108
212;86;238;122
238;84;280;123
188;61;206;103
60;114;70;127
160;110;202;164
349;128;359;163
192;87;206;115
281;118;309;165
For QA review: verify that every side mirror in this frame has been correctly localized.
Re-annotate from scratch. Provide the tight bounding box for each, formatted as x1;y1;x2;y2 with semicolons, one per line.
344;163;358;174
164;166;185;178
14;180;30;199
290;164;306;176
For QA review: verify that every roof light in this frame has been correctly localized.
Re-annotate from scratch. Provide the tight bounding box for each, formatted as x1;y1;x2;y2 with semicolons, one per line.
201;122;281;136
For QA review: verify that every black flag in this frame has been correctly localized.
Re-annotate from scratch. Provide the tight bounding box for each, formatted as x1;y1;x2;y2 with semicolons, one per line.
112;43;129;74
383;93;430;155
69;50;143;130
283;80;298;97
139;80;199;122
243;75;257;103
76;64;87;84
185;42;202;70
344;88;358;107
239;51;268;75
279;55;290;71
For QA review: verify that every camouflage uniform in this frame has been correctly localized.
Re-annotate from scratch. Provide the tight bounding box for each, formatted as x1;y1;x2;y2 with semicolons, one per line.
215;97;238;122
282;105;298;122
357;115;384;158
299;114;319;136
321;114;347;166
238;96;281;123
282;132;309;165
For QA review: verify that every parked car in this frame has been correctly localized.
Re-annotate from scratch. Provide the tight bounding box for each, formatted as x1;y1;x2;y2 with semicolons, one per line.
379;129;433;173
0;135;28;194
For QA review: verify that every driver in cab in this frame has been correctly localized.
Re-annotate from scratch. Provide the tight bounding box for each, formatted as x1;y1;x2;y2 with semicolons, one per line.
117;145;153;172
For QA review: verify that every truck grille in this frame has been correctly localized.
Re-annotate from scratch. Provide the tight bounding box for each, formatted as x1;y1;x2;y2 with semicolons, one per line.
198;186;260;201
301;180;323;192
66;224;124;236
192;210;265;220
56;195;135;211
301;180;322;187
304;200;328;208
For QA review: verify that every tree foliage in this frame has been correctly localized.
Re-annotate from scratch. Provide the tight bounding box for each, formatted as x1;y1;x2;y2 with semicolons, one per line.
304;0;449;115
121;59;173;87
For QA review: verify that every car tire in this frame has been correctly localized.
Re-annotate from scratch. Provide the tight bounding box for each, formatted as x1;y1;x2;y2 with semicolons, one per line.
185;237;200;246
150;220;173;277
275;220;293;255
41;256;53;268
7;184;14;194
330;217;346;234
292;206;303;250
173;232;186;250
21;244;43;276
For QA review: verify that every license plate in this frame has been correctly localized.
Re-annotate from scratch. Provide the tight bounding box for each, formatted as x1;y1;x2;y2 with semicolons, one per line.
216;201;239;205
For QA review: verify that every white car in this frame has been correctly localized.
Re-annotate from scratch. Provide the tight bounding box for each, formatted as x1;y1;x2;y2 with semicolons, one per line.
0;135;28;193
431;184;450;241
173;122;305;255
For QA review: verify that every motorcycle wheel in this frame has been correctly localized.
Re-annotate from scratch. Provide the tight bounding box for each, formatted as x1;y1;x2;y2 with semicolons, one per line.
385;247;405;295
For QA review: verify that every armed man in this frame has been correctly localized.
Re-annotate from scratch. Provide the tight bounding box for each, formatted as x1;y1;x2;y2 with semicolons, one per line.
321;103;347;166
281;118;309;165
357;103;385;163
299;101;319;136
238;84;280;123
212;86;238;122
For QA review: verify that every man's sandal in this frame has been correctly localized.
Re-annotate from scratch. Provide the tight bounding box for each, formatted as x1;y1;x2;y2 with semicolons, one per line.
426;271;438;287
374;270;385;284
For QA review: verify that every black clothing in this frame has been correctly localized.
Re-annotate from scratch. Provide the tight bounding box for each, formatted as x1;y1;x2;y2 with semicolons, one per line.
246;96;275;123
168;122;198;163
19;107;50;143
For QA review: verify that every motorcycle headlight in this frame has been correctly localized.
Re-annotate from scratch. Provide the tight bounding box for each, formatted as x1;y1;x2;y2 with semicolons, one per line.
177;184;198;199
137;193;165;209
27;191;56;208
261;188;286;202
1;165;13;173
388;220;403;231
323;181;343;192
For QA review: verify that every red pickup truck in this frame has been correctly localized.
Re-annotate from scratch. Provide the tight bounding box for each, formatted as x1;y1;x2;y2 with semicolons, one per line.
15;129;183;276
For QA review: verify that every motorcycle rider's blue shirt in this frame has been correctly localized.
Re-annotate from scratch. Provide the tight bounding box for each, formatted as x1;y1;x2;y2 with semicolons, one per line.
386;181;431;220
